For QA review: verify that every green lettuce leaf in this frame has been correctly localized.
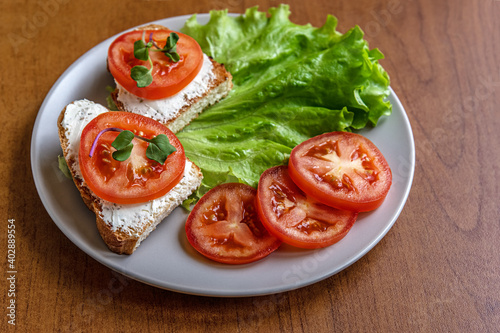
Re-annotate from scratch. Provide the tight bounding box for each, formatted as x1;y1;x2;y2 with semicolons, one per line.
179;4;391;196
58;155;72;179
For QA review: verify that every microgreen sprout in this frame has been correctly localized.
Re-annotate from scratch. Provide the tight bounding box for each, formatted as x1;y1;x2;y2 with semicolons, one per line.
130;31;181;88
89;127;176;164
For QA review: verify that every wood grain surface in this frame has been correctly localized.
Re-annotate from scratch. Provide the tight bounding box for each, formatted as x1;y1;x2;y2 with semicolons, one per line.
1;0;499;332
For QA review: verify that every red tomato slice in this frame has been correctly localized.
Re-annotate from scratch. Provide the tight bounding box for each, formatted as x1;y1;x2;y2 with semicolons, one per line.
288;131;392;212
108;29;203;100
185;183;281;264
256;166;357;249
79;112;186;204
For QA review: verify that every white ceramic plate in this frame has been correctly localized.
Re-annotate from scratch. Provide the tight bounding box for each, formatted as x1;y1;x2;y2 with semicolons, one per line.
31;14;415;297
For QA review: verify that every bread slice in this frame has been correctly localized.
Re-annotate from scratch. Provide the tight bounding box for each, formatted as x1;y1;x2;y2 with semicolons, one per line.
58;99;203;254
110;25;233;133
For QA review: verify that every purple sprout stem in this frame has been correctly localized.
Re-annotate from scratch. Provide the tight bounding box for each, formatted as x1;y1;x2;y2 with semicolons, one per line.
89;127;123;157
89;127;153;158
149;32;161;49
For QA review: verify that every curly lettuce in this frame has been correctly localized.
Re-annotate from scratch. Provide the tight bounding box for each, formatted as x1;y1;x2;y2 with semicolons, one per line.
178;4;391;195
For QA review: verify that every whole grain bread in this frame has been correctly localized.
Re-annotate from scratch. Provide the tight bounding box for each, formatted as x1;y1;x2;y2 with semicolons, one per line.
57;100;203;254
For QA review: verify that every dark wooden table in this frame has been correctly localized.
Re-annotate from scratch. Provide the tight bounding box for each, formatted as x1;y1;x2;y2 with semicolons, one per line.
2;0;499;331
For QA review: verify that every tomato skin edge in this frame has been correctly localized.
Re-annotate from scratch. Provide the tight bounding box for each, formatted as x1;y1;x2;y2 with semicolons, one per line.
288;159;388;212
185;183;281;265
78;111;186;205
288;132;392;213
82;166;185;205
256;188;357;249
186;225;280;265
255;166;358;249
107;29;203;100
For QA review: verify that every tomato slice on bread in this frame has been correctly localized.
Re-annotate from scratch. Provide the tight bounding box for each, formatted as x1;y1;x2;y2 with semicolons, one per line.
288;131;392;212
185;183;281;264
79;111;186;204
256;166;357;249
108;29;203;100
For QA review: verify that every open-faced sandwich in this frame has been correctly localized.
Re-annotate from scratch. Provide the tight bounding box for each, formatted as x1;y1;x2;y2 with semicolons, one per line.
107;24;232;133
58;100;203;254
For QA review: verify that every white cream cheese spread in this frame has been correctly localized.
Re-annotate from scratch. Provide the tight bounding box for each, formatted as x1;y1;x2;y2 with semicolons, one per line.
115;53;215;124
61;99;108;179
99;160;197;236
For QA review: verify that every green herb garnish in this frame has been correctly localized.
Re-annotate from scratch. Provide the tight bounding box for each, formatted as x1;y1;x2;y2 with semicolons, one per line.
162;32;180;62
89;128;176;164
145;134;177;164
111;130;135;161
131;32;181;88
